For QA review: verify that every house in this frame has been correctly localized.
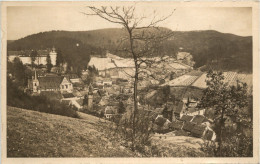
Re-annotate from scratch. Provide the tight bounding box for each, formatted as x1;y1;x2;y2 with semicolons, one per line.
180;115;193;122
191;124;207;138
170;121;183;130
191;115;208;124
182;121;196;133
154;115;171;133
104;106;118;119
173;102;186;119
28;70;73;93
88;53;135;79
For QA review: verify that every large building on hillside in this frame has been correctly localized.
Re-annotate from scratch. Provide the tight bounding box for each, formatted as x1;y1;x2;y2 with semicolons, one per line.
28;71;73;93
8;47;57;66
162;71;253;94
88;53;135;79
88;53;192;80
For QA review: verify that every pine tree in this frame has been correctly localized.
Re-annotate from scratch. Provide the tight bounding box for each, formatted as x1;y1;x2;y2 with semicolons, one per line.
56;49;63;66
30;50;38;67
46;54;52;73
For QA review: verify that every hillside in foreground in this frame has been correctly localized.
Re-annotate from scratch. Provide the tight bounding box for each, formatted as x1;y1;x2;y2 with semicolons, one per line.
7;106;134;157
7;106;205;157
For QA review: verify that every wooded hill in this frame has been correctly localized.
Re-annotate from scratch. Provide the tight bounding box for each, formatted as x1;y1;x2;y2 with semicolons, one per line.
8;28;252;72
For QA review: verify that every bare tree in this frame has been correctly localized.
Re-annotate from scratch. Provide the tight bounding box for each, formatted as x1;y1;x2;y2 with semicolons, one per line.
84;6;174;150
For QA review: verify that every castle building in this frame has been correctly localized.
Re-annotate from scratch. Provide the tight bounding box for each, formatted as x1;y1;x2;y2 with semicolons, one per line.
8;47;57;66
28;70;73;93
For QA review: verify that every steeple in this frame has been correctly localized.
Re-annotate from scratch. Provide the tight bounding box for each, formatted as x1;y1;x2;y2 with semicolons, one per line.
52;46;56;52
32;69;39;93
88;83;93;95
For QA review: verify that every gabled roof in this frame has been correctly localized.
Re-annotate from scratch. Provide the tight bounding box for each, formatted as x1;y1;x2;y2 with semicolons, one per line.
161;74;199;87
76;99;84;106
191;125;206;138
88;54;134;71
180;115;193;122
170;121;183;130
182;122;196;132
191;115;208;124
62;92;75;98
38;76;64;90
174;102;185;114
155;116;168;127
191;72;245;89
186;107;197;114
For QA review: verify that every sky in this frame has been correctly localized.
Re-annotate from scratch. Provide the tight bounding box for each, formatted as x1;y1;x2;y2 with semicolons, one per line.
7;5;252;40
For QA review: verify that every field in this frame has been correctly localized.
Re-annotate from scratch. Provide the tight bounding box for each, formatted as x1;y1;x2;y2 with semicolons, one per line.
7;106;204;157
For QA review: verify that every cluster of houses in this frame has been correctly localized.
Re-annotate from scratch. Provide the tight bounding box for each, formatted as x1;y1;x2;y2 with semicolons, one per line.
146;95;215;141
8;48;252;142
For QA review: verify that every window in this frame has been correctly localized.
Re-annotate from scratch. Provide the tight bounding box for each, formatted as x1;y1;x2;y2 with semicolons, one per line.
66;85;68;89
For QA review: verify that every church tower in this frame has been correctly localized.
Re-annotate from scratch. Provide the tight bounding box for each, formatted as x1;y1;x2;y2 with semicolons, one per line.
49;46;57;66
88;83;94;110
32;70;39;93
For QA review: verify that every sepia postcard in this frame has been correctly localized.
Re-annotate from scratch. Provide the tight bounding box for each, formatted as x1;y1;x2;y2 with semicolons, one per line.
1;1;259;164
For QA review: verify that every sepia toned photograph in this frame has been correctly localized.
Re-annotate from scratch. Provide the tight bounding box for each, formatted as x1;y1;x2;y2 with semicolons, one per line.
1;1;259;163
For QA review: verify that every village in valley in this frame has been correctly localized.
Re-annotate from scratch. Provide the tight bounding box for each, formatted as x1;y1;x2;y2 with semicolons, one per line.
7;45;252;144
5;4;254;158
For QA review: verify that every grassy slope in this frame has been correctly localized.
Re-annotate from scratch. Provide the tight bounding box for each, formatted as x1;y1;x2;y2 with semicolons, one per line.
7;106;134;157
7;106;205;157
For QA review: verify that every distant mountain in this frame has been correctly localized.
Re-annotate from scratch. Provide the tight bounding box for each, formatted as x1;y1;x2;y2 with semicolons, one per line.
7;28;252;72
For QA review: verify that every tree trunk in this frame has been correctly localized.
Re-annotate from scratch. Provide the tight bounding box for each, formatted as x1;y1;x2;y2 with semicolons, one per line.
132;63;138;151
218;108;225;156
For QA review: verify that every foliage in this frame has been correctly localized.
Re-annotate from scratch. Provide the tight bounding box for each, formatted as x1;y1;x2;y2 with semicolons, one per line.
85;6;175;151
118;101;126;114
8;29;252;72
84;66;98;85
56;48;64;66
7;76;79;118
7;58;31;86
30;50;38;67
199;70;252;157
46;54;52;72
114;110;154;154
8;37;97;75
